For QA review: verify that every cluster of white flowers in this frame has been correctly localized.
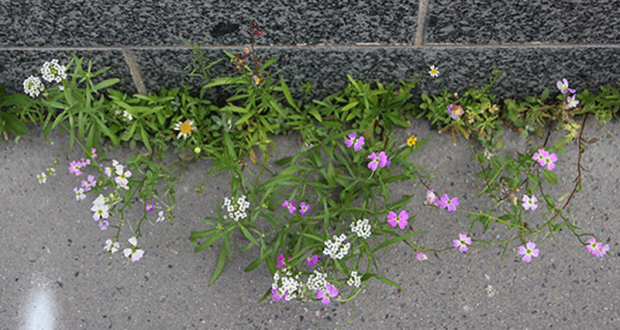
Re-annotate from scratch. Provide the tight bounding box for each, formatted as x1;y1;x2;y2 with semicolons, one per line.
347;271;362;288
306;270;327;291
272;270;302;302
122;110;133;122
23;76;44;98
37;167;56;184
323;234;350;260
351;218;372;239
41;59;67;83
222;195;250;222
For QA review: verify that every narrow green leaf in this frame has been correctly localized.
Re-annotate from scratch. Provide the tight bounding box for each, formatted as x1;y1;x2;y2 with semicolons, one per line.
208;245;228;286
93;78;119;91
372;232;423;253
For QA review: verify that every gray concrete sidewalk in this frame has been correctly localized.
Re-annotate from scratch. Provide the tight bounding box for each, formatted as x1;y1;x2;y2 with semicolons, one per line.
1;118;618;329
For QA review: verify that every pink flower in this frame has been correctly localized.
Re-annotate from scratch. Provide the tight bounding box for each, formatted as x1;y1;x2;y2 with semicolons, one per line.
271;288;287;302
81;175;97;192
522;195;538;211
299;202;310;215
426;189;439;206
416;252;428;261
69;160;83;176
586;237;610;258
556;78;576;95
316;283;338;305
387;210;409;229
543;152;558;171
447;104;464;120
91;148;98;159
453;233;472;253
518;241;540;263
533;148;549;167
345;132;365;151
276;253;287;268
368;151;388;171
438;194;459;212
306;254;318;266
282;200;296;214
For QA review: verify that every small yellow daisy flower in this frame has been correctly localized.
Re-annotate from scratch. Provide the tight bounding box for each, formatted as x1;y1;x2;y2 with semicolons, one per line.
429;65;439;77
173;119;197;140
407;135;418;147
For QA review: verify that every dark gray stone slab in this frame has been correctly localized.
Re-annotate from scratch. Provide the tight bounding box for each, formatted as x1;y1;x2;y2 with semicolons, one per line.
135;46;620;102
426;0;620;44
0;0;417;47
0;50;136;95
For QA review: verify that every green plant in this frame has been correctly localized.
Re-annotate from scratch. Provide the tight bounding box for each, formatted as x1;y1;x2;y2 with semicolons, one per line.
0;84;31;142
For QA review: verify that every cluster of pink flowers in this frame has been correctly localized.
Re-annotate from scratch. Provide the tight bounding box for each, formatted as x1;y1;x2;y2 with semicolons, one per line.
282;200;311;215
344;132;392;171
426;189;459;212
585;237;610;258
533;148;557;170
556;78;579;108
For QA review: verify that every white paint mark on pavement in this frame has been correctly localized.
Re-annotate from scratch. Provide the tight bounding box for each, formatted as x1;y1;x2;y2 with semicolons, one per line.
24;283;55;330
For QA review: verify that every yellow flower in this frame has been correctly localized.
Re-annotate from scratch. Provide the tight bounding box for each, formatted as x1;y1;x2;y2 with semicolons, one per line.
173;119;197;140
407;135;418;147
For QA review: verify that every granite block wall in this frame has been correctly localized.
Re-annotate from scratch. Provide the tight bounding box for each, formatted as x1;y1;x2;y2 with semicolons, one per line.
1;0;619;100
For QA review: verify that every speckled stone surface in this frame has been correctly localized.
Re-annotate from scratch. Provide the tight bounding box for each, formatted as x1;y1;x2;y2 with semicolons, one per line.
0;0;417;47
134;46;620;101
425;0;620;44
0;50;136;95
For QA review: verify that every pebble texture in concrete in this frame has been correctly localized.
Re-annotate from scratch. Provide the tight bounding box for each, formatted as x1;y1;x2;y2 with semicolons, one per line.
0;119;618;329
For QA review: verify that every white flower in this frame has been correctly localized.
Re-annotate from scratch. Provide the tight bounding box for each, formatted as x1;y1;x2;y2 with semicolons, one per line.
347;271;362;288
91;202;109;221
173;119;197;140
123;237;145;262
104;239;120;254
306;270;327;291
73;187;86;202
23;76;44;98
429;65;440;77
122;110;133;122
351;219;372;239
323;234;350;260
41;59;67;83
156;211;165;222
37;172;47;184
114;170;132;189
92;194;106;207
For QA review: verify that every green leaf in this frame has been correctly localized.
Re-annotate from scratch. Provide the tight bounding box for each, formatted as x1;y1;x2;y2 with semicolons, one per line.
192;232;222;252
280;76;299;112
208;244;228;286
93;78;119;91
139;123;152;153
372;232;424;253
542;170;558;185
1;112;28;136
363;273;403;292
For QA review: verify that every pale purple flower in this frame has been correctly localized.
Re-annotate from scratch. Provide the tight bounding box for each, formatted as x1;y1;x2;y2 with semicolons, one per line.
99;220;109;230
416;252;428;261
453;233;472;253
368;151;388;171
277;253;287;268
439;194;459;212
123;237;145;262
81;175;97;191
282;200;296;214
556;78;576;95
426;189;439;206
447;104;464;120
73;187;86;201
145;201;155;213
316;283;338;305
299;202;310;215
91;203;109;221
91;148;98;159
567;95;580;108
104;239;120;254
518;241;540;263
387;210;409;229
598;244;611;258
81;158;91;166
522;195;538;211
114;169;132;189
345;132;365;151
156;211;166;222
